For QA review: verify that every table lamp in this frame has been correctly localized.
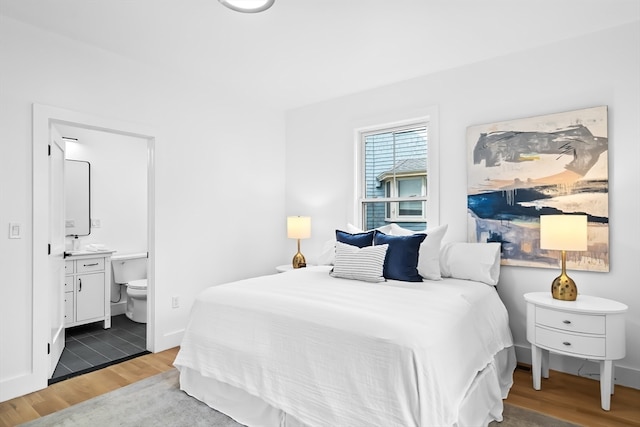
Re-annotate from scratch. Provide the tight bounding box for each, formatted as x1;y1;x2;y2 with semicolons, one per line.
539;214;588;301
287;216;311;268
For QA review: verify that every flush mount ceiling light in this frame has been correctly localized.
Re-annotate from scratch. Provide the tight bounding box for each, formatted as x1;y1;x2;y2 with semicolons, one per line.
218;0;275;13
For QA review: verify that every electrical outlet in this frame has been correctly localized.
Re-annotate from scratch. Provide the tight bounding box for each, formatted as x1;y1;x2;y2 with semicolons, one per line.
91;219;101;228
172;296;180;309
9;223;21;239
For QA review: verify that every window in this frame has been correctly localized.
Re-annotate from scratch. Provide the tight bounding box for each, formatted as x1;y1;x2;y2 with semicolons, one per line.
359;123;428;231
385;176;426;219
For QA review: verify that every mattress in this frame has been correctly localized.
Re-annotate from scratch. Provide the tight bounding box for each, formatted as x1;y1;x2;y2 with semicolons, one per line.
174;266;515;426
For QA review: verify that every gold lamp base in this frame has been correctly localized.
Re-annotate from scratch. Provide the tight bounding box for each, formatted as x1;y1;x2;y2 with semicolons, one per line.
551;250;578;301
292;251;306;269
551;274;578;301
292;238;306;269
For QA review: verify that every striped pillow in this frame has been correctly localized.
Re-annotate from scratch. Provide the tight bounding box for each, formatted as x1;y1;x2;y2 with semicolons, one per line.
330;241;389;282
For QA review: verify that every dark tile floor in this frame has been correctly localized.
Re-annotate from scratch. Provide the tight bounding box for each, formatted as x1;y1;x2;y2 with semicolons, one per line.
49;314;148;384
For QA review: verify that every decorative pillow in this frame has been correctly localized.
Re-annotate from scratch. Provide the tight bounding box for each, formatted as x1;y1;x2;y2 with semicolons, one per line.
336;229;375;248
330;242;388;283
390;223;448;281
317;224;395;266
439;242;501;286
373;232;426;282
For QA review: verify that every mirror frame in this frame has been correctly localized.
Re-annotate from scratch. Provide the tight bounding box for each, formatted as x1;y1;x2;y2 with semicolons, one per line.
65;159;91;237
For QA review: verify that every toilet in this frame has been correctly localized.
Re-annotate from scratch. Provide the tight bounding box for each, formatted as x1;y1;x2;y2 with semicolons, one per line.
111;253;148;323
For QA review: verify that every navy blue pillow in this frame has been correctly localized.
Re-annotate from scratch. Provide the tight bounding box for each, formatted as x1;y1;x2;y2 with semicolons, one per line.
373;231;426;282
336;230;375;248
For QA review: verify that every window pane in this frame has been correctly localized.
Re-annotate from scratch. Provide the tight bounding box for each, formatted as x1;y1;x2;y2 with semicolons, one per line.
398;178;422;197
398;178;424;217
364;133;395;199
364;127;426;198
399;201;424;216
362;202;388;231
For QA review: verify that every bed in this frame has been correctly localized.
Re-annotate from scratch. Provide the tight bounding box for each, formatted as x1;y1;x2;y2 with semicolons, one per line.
174;248;516;427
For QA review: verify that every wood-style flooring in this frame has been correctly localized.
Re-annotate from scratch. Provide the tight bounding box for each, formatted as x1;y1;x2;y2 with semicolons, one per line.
1;347;638;427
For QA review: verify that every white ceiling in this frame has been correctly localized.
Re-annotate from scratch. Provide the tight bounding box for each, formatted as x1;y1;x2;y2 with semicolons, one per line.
1;0;638;110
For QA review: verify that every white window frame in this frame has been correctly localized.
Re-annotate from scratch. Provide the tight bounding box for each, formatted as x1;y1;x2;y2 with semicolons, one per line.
353;107;440;229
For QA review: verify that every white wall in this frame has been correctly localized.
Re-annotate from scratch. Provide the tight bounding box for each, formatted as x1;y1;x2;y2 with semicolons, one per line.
286;22;640;388
0;16;286;401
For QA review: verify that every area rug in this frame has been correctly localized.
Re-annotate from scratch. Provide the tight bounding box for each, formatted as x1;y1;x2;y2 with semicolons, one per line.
21;369;581;427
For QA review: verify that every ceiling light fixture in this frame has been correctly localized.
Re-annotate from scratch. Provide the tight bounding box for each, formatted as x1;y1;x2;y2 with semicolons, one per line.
218;0;275;13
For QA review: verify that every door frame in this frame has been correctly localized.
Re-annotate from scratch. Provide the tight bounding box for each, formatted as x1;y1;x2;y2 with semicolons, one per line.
32;104;157;391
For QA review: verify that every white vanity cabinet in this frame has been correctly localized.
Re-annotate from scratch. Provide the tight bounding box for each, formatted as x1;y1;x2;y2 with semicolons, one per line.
64;252;114;329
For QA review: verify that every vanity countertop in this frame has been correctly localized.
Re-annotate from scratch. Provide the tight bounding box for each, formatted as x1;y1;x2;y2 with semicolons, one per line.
65;250;116;259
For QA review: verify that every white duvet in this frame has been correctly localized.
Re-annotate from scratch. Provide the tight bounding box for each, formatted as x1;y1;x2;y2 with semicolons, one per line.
174;266;514;427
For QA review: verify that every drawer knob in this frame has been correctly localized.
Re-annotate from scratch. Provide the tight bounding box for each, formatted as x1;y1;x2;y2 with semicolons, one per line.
562;320;572;324
562;341;571;346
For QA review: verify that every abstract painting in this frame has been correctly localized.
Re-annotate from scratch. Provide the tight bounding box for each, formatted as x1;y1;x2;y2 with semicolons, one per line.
467;106;609;272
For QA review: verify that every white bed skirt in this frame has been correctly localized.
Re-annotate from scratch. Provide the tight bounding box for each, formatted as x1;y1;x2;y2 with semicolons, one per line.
178;346;516;427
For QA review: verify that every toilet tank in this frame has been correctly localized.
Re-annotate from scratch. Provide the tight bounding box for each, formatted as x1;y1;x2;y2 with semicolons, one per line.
111;253;148;284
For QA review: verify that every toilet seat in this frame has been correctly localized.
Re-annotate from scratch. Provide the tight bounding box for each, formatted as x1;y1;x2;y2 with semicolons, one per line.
127;279;147;290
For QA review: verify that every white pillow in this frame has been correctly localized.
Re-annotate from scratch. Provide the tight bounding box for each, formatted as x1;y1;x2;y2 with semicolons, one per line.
330;242;388;282
317;239;337;265
439;242;501;286
390;223;448;281
346;223;394;235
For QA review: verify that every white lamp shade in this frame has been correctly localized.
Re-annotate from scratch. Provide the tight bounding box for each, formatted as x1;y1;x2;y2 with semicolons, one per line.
287;216;311;239
540;215;588;251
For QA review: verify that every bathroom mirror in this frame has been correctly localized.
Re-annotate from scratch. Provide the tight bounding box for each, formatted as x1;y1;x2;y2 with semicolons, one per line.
65;159;91;236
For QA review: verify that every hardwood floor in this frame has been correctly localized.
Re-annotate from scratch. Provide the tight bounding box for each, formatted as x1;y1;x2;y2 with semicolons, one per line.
1;348;638;427
0;347;178;427
509;365;640;427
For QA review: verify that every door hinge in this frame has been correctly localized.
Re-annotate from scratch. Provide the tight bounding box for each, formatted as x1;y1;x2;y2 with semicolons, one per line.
47;343;50;354
48;244;51;255
48;144;51;156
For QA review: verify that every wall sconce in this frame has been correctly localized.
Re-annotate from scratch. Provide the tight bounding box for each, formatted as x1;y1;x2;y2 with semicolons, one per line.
287;216;311;269
218;0;275;13
539;215;588;301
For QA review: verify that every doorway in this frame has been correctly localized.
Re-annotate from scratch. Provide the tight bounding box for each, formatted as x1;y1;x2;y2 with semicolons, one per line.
52;123;151;382
32;104;157;392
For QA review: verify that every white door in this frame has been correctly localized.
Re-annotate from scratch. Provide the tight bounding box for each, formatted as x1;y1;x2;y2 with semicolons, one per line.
49;128;66;377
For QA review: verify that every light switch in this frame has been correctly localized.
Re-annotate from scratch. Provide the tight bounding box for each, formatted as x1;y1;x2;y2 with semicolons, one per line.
9;223;21;239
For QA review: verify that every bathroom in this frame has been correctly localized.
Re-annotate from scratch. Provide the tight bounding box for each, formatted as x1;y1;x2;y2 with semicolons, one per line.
53;123;149;382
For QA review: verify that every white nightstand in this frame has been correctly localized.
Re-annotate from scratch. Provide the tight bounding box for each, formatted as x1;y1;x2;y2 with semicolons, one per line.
276;264;293;273
524;292;627;410
276;264;314;273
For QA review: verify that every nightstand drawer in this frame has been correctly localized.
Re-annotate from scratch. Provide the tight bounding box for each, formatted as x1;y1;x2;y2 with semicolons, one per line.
536;306;605;334
536;326;606;357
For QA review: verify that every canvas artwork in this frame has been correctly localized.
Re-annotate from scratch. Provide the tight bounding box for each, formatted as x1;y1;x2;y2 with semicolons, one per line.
467;106;609;272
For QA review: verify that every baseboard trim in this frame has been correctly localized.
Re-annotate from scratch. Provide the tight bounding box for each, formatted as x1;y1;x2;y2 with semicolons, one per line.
110;301;126;316
154;329;184;353
514;344;640;390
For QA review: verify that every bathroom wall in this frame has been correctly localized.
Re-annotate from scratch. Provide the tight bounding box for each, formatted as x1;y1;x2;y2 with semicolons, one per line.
62;126;148;255
62;126;148;314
